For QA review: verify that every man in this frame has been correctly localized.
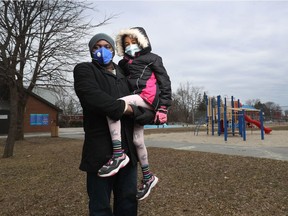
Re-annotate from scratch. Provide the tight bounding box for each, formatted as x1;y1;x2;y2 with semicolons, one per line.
73;33;154;216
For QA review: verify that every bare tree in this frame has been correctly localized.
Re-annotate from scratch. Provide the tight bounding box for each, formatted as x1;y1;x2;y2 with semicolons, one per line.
245;99;284;121
265;101;282;121
0;0;114;158
173;81;204;124
245;99;261;107
55;87;82;115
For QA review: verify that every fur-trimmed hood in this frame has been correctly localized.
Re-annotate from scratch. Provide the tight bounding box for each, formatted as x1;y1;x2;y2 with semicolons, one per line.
115;27;151;57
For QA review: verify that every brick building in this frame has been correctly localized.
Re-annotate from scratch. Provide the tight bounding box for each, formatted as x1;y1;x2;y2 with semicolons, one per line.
24;91;62;133
0;91;62;134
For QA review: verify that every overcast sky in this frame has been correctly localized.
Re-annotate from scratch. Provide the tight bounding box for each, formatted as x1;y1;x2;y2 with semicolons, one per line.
85;1;288;108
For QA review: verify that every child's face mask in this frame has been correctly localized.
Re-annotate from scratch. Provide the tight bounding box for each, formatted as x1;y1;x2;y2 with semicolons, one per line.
125;44;141;57
93;47;113;65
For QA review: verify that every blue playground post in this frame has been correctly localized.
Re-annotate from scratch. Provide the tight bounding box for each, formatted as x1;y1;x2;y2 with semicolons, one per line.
231;96;235;136
205;93;208;135
211;98;215;136
260;110;264;140
224;97;228;141
241;109;246;141
217;95;221;136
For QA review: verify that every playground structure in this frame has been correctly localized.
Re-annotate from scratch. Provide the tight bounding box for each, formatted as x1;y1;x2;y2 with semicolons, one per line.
205;95;272;141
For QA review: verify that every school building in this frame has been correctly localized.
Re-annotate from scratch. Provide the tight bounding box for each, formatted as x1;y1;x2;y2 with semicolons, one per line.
0;90;62;135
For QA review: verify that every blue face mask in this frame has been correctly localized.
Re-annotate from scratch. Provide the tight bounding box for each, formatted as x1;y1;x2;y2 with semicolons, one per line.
93;47;113;65
125;44;141;57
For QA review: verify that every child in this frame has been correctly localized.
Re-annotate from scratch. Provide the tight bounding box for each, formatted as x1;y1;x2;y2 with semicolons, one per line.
98;27;172;201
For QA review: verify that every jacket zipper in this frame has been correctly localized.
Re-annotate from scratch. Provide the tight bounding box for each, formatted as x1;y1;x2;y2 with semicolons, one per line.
134;62;153;94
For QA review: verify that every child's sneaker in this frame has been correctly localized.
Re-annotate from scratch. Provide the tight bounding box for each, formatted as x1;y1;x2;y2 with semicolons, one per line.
98;153;130;177
137;175;159;201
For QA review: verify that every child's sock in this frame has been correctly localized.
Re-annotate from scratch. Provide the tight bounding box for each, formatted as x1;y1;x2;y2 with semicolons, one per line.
112;140;123;157
141;164;152;181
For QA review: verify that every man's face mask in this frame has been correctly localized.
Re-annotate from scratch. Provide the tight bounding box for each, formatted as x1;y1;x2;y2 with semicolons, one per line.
93;47;113;65
125;44;141;57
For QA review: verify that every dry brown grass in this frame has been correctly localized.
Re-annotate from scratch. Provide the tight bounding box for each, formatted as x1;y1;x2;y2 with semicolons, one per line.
0;136;288;216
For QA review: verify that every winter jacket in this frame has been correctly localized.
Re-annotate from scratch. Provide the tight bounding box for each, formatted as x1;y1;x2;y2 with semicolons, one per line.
116;27;172;110
73;61;137;172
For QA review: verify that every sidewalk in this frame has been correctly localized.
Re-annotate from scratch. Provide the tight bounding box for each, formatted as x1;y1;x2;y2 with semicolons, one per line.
0;127;85;139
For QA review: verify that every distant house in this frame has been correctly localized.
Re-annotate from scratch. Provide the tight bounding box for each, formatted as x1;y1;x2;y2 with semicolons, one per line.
0;89;62;135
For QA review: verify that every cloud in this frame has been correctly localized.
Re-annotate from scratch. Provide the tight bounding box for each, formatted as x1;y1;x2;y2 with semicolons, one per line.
89;1;288;107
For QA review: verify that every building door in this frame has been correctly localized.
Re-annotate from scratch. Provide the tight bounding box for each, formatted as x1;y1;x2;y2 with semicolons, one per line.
0;110;10;135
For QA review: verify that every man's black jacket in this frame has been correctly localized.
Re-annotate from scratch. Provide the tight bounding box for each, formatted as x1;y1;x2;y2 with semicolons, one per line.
74;61;137;172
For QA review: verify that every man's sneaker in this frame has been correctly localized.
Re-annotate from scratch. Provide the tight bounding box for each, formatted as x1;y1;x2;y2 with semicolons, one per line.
98;153;130;177
137;175;159;201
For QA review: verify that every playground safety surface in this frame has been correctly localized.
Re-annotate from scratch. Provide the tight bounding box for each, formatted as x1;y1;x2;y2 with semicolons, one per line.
145;130;288;161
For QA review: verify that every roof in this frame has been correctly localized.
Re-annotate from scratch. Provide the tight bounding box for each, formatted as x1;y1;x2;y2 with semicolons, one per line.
0;83;62;113
28;90;63;113
241;105;257;110
229;104;260;112
32;86;58;105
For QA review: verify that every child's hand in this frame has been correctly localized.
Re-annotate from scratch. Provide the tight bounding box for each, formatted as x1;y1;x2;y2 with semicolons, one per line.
154;106;168;124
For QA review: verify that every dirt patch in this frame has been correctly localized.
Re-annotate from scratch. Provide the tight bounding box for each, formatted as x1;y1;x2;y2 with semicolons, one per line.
0;137;288;216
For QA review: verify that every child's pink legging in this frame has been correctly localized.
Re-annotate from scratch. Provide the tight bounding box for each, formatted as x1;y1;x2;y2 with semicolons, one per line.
107;94;152;166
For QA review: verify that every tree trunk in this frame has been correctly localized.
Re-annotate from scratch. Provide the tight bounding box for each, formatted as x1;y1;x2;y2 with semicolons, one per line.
15;91;26;140
15;103;24;140
3;85;18;158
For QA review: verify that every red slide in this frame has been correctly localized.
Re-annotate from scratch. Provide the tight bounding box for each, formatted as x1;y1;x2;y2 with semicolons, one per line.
244;115;272;134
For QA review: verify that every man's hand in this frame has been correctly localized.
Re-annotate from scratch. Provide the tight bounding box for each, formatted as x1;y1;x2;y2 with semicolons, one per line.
154;106;168;125
130;105;155;125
